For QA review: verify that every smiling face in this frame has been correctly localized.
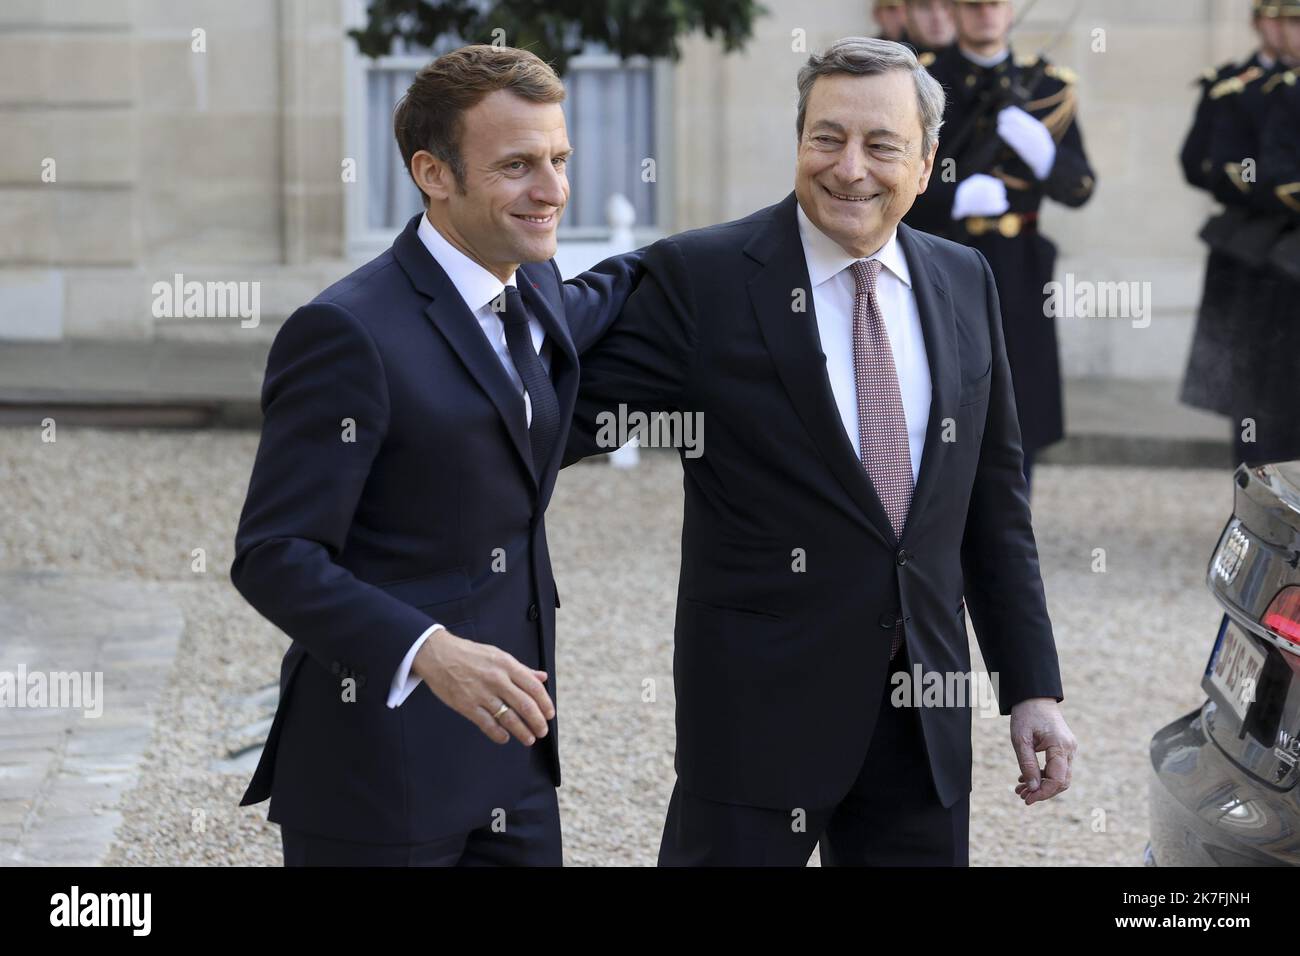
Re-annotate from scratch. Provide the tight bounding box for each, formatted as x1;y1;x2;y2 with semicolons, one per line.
795;70;936;258
413;89;571;280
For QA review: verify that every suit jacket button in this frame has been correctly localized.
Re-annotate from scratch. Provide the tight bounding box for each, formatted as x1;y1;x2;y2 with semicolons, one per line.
527;603;540;621
896;548;910;566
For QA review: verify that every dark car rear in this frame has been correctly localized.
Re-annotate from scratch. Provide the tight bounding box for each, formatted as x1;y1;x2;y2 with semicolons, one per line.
1149;461;1300;866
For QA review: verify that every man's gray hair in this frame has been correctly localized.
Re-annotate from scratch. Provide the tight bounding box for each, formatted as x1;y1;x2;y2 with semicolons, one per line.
796;37;946;157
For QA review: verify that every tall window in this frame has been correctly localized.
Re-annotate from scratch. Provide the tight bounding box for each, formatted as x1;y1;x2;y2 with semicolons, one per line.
560;52;657;233
348;34;661;256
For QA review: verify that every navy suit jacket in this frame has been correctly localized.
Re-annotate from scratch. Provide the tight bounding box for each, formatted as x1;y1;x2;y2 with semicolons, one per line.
231;213;640;843
564;193;1064;812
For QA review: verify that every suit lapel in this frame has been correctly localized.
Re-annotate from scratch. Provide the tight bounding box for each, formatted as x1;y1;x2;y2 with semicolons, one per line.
896;224;959;540
746;194;895;546
392;216;537;491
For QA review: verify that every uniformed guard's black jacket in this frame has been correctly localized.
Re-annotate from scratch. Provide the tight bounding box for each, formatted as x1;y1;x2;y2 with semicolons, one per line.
1181;56;1255;193
1191;57;1300;462
1259;71;1300;224
1208;58;1289;208
905;45;1095;455
1179;55;1257;419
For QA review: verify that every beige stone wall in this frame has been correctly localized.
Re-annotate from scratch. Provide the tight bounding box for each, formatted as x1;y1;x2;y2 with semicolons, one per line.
0;0;347;340
0;0;1261;385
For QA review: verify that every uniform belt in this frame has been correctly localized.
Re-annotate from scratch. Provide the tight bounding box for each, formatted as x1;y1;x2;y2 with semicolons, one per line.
963;211;1039;238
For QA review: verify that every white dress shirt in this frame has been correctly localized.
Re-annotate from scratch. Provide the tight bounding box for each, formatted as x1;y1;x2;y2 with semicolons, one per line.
387;214;548;708
795;203;931;484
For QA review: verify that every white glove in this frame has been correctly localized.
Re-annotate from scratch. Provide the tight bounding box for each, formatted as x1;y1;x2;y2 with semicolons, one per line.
951;173;1010;220
996;105;1057;180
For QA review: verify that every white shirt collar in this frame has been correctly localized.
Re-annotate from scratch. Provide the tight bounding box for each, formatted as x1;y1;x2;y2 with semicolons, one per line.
416;212;516;313
795;201;912;291
959;46;1011;69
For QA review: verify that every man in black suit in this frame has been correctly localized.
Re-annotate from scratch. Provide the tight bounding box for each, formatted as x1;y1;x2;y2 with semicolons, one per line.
230;45;639;865
565;36;1075;865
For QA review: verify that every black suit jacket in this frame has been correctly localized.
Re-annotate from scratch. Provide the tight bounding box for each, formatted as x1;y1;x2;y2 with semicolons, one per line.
231;214;639;843
565;193;1064;811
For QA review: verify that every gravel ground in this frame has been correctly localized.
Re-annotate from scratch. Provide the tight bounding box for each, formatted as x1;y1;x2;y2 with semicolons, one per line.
0;426;1232;865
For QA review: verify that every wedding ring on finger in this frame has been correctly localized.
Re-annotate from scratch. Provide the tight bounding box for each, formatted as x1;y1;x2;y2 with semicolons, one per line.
490;702;510;721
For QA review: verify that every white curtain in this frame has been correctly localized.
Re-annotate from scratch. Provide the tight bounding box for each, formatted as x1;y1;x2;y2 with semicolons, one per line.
366;68;424;232
562;63;656;229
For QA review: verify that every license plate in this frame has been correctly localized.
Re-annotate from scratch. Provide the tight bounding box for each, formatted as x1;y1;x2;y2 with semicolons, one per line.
1205;617;1267;720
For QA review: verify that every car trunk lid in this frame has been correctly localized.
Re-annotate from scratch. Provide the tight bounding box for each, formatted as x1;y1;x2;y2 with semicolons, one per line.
1201;462;1300;789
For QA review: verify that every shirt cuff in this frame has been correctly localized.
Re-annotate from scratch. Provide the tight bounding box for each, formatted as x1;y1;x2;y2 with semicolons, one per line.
387;623;445;709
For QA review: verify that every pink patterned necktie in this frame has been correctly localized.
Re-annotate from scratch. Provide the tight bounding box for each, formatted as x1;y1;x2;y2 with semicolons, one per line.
850;257;913;660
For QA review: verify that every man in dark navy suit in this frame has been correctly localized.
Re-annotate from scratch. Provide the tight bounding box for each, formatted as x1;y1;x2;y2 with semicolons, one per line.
230;45;639;866
565;37;1076;865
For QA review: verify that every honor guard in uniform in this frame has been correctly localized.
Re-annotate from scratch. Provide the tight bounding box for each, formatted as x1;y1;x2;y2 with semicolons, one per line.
904;0;957;60
1179;3;1280;418
1179;2;1288;437
904;0;1095;491
1243;0;1300;462
1193;0;1300;464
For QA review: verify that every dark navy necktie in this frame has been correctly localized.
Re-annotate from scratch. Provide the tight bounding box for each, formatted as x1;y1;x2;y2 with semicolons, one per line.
501;286;560;477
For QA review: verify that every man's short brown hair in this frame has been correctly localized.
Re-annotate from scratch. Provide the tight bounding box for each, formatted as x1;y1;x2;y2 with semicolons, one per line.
394;44;566;200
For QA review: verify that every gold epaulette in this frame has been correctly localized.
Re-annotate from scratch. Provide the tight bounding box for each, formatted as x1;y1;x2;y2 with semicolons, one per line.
1210;65;1264;99
1044;63;1077;84
1262;70;1297;94
1017;55;1077;85
918;51;936;67
1197;60;1240;87
1225;162;1252;193
1022;60;1081;137
1277;183;1300;214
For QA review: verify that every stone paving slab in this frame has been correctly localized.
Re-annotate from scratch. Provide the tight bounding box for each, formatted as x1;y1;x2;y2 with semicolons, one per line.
0;340;268;427
0;572;182;865
1040;377;1234;469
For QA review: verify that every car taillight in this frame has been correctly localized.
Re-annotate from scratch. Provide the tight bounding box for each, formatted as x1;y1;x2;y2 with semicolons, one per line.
1262;585;1300;654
